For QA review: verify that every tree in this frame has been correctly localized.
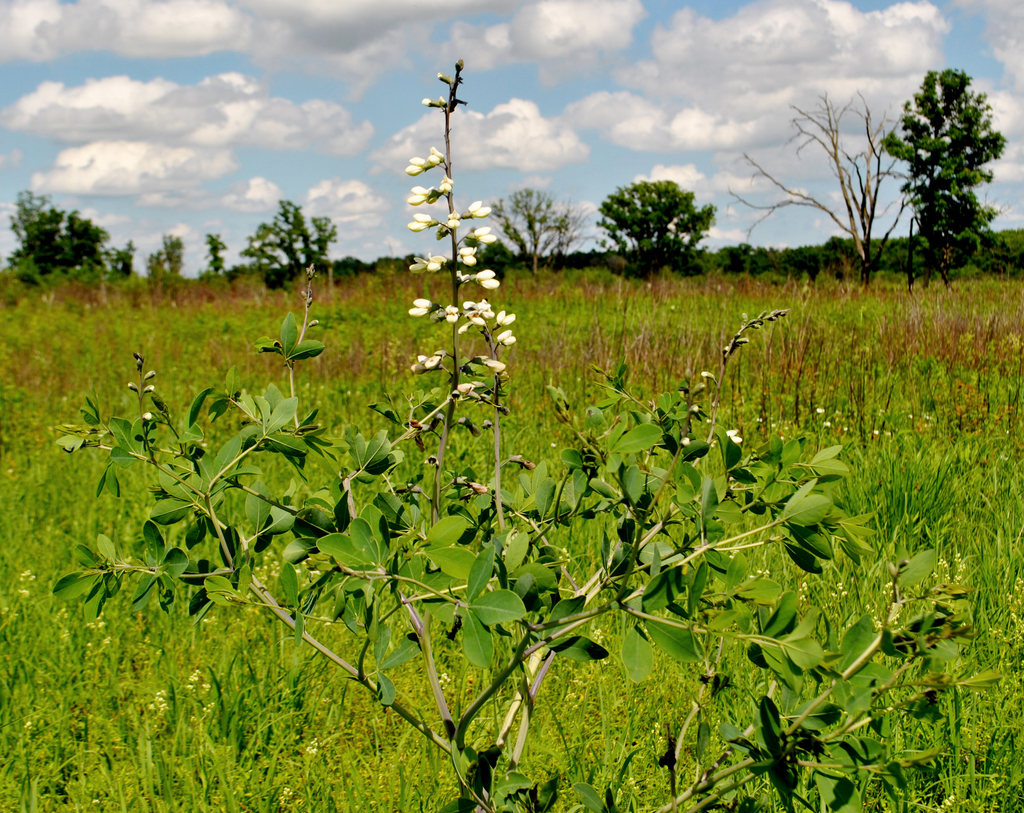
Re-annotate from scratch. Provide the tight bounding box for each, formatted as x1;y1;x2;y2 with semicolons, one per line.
883;69;1006;287
106;241;135;278
597;180;715;276
147;234;184;280
241;200;337;289
491;189;587;274
736;94;905;286
203;233;227;278
8;191;109;279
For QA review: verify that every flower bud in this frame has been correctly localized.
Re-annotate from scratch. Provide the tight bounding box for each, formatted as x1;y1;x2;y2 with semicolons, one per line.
461;255;476;266
142;412;153;421
411;363;428;374
409;307;430;317
496;311;515;326
475;269;494;280
409;258;428;272
447;216;460;230
128;382;139;392
413;214;434;223
479;278;500;290
405;165;425;176
413;298;432;308
438;73;453;85
483;359;506;373
496;329;514;345
144;385;155;393
409;157;427;167
407;193;428;205
458;322;473;334
144;370;156;380
472;206;491;218
478;233;497;244
430;147;444;159
439;175;453;193
444;305;460;323
408;221;429;232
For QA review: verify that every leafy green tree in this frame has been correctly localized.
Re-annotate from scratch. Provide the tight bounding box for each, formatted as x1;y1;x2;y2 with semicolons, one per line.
884;69;1006;287
242;200;338;289
106;240;135;279
8;191;109;279
598;180;715;276
147;234;184;279
203;233;227;278
491;189;587;274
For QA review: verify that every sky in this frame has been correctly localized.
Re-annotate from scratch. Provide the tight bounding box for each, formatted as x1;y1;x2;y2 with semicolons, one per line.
0;0;1022;275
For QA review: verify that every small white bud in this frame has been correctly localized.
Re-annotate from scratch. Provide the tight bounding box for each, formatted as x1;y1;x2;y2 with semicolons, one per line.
473;206;491;218
483;359;506;373
409;307;430;317
475;269;495;280
496;329;514;344
405;165;425;176
413;298;432;308
496;311;516;326
408;221;429;232
458;322;473;334
413;214;434;223
142;412;153;421
411;363;428;374
128;382;139;392
407;194;428;205
462;255;477;266
479;278;500;290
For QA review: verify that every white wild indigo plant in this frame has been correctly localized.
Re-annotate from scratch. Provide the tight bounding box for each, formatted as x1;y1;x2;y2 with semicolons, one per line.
55;64;994;813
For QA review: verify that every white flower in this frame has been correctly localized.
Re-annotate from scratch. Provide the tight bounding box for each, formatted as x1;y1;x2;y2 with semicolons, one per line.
413;214;434;223
496;329;515;346
472;206;491;218
475;269;494;280
429;147;445;164
439;175;453;194
409;258;428;272
479;233;497;244
458;322;473;334
456;382;477;394
483;359;506;372
408;221;429;232
444;305;460;323
409;298;434;317
408;193;428;205
426;255;446;272
496;311;516;326
409;157;427;167
477;300;495;319
405;164;425;176
462;255;477;266
726;429;742;444
459;247;477;257
479;278;500;290
447;216;460;230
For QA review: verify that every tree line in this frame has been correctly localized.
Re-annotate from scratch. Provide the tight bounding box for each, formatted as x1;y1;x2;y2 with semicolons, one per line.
3;69;1010;289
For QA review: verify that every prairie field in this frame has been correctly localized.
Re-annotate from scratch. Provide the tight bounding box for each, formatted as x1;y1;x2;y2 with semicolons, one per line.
1;271;1023;812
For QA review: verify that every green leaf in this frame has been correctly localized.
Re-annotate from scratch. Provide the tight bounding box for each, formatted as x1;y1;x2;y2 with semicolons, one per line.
611;423;662;454
283;537;318;564
53;572;97;599
318;533;374;569
573;783;605;813
700;476;719;529
466;546;495;602
74;545;97;567
426;547;476;581
503;528;529;572
280;312;298;356
899;549;936;587
150;499;192;526
376;673;396;707
470;590;526;626
646;620;700;662
162;548;189;580
462;610;493;668
438;801;478;813
289;339;325;361
109;445;136;469
782;479;831;526
815;773;862;813
266;434;308;456
187;388;214;427
642;565;686;613
534;478;556;518
265;397;298;435
622;625;653;683
380;634;421;671
427;515;469;547
96;534;117;562
779;636;825;670
549;636;608;661
280;563;299;607
245;482;273;533
838;615;877;672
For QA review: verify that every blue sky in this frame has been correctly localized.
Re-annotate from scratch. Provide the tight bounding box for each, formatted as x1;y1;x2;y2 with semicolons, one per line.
1;0;1022;274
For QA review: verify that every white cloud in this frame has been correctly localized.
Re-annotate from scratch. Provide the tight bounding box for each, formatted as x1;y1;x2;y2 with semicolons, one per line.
441;0;645;79
1;73;374;156
0;148;23;169
955;0;1024;89
0;0;252;61
78;207;132;227
628;0;947;106
31;141;238;194
222;177;283;212
371;98;589;174
634;164;775;199
509;174;553;191
305;178;392;240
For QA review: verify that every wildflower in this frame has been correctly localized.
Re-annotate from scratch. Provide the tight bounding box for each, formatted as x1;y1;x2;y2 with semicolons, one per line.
726;429;742;444
407;187;430;205
447;216;460;231
483;359;506;373
496;329;516;346
408;220;430;232
444;305;460;323
470;204;491;218
429;147;445;166
439;175;453;194
409;299;434;317
815;407;825;414
426;256;446;272
496;311;515;326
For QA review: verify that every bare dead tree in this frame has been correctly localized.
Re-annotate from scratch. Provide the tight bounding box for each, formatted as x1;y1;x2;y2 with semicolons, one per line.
492;189;588;273
733;93;906;285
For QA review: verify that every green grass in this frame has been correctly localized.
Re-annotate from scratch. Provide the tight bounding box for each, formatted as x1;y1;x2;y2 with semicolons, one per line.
1;272;1023;811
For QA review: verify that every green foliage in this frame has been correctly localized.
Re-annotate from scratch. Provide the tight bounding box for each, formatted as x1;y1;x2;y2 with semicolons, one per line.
7;190;113;280
241;200;338;289
203;233;227;279
598;180;715;277
147;234;185;284
884;69;1006;284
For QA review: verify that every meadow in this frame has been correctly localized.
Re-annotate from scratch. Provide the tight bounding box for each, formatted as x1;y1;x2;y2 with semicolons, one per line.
1;270;1023;812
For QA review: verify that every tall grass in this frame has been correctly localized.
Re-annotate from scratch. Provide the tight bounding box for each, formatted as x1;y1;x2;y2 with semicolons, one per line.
1;273;1022;811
